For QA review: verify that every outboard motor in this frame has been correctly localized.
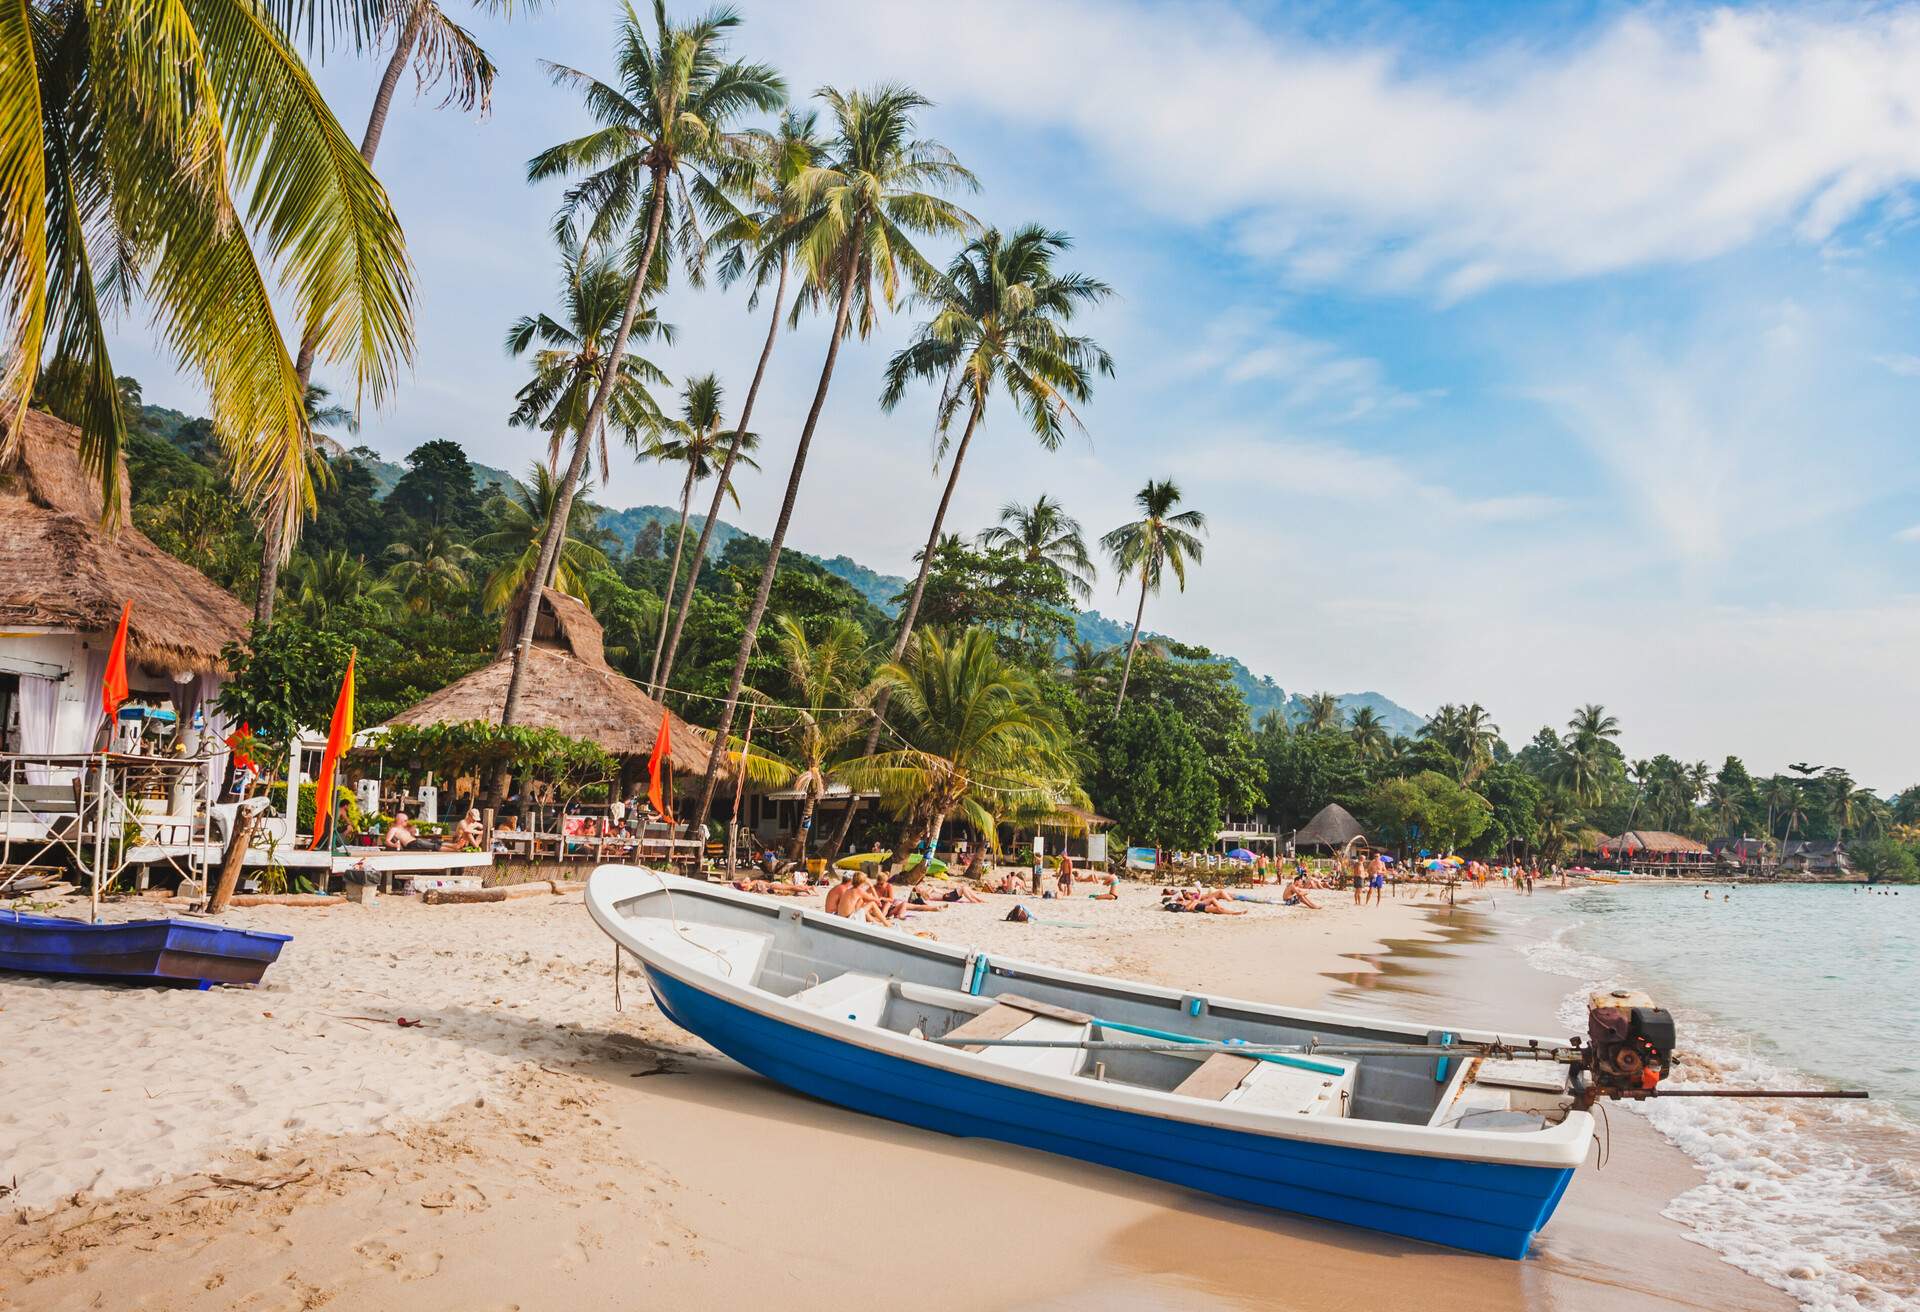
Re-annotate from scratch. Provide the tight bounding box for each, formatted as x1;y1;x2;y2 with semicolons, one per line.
1575;988;1676;1106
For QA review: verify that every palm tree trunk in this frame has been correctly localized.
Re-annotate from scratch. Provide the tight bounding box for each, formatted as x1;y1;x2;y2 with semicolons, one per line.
820;396;984;866
494;172;670;785
648;465;696;684
688;244;861;832
790;791;816;863
1113;572;1149;712
656;252;789;691
257;3;427;628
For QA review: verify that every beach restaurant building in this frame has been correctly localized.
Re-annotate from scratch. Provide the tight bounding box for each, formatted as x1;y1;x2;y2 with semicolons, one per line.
1596;830;1713;875
0;411;250;760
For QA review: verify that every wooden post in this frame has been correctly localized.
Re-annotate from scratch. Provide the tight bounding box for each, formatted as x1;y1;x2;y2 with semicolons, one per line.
728;705;755;880
207;805;257;913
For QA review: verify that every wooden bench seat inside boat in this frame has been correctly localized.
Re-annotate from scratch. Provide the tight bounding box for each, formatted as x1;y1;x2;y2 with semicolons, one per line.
1174;1052;1260;1100
945;995;1092;1078
1174;1051;1356;1117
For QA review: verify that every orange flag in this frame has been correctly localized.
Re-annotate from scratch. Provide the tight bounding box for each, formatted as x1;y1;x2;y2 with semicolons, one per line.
101;601;131;719
309;651;356;849
647;713;673;821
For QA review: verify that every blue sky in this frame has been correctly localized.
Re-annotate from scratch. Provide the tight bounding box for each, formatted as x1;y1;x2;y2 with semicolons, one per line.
110;0;1920;788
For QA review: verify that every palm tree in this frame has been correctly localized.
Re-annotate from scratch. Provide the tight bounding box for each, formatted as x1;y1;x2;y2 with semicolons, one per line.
688;85;975;832
1300;692;1342;734
286;549;398;622
4;0;414;572
1101;480;1206;712
498;2;782;747
1061;636;1117;686
978;495;1096;600
257;0;544;623
505;226;674;478
385;525;476;615
1348;706;1390;761
1535;789;1577;863
760;615;869;860
472;464;610;611
1567;704;1621;749
645;372;759;683
839;627;1076;855
654;108;829;693
880;225;1112;662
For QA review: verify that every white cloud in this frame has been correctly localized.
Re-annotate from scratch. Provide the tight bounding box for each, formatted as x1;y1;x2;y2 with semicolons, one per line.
1876;352;1920;377
1896;523;1920;542
1171;309;1427;422
764;2;1920;296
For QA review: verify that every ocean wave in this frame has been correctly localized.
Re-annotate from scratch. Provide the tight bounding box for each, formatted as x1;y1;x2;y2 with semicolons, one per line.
1521;920;1920;1312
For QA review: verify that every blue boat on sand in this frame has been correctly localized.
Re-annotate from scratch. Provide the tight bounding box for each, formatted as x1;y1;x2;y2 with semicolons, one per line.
586;868;1592;1259
0;910;291;988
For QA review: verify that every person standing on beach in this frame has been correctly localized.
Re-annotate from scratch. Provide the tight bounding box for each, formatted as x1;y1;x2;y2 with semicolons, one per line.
1367;862;1385;906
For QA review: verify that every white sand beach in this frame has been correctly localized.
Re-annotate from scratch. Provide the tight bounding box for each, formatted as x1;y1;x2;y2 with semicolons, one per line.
0;883;1791;1312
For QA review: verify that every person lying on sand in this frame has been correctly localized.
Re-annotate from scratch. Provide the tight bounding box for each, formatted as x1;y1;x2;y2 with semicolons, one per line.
1162;889;1247;915
731;878;815;897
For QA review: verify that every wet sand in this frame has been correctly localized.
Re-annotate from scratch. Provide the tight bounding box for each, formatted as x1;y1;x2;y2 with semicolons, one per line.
0;886;1791;1311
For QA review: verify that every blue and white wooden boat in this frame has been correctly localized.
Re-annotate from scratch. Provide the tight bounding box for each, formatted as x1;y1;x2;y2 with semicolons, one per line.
0;910;291;988
586;867;1592;1258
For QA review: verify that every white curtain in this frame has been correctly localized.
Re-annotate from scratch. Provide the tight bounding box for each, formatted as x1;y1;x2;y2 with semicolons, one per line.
16;675;60;785
67;649;109;753
194;673;231;799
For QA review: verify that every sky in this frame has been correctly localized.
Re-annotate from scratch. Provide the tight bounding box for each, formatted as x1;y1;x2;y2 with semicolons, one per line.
108;0;1920;789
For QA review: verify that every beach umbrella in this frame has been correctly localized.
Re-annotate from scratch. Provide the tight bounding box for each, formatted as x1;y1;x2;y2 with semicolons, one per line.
1226;848;1256;862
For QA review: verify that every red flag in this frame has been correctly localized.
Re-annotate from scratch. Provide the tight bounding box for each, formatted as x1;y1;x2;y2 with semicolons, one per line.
101;601;131;719
647;713;673;821
308;652;357;849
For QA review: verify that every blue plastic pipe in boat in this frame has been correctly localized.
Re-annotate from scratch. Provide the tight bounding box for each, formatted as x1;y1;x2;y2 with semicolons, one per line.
1094;1018;1348;1077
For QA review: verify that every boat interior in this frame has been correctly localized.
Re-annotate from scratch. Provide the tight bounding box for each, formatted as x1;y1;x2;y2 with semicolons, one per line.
612;880;1576;1134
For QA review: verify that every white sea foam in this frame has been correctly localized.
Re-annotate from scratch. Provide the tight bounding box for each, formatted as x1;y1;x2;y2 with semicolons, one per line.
1521;917;1920;1312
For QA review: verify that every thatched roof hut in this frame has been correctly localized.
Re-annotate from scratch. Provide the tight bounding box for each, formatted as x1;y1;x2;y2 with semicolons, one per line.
1294;802;1368;851
1600;830;1710;857
380;588;714;771
0;410;250;671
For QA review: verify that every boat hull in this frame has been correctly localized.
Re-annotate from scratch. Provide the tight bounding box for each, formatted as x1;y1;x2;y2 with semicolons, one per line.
0;913;291;988
644;961;1575;1258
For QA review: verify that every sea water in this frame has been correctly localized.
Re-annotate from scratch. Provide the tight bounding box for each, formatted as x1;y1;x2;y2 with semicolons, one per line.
1506;884;1919;1311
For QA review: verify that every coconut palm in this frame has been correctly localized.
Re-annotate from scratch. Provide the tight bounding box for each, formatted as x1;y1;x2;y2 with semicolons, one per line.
1300;691;1342;734
838;626;1076;855
757;615;869;860
654;108;829;693
385;524;476;615
689;84;975;832
473;464;610;611
498;1;782;744
644;373;759;682
1101;480;1206;712
880;225;1112;662
1535;789;1577;863
286;549;398;622
255;0;545;623
1348;705;1390;761
978;495;1097;600
1;0;414;566
1567;704;1621;749
505;226;674;478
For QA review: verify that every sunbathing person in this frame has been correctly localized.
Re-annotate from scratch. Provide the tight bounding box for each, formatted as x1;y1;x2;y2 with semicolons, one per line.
823;876;852;916
445;808;484;851
1281;878;1322;909
940;882;986;903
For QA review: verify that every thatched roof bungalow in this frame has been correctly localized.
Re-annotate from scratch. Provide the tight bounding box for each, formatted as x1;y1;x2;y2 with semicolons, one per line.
1598;831;1711;858
378;588;714;773
0;411;251;755
1293;802;1368;851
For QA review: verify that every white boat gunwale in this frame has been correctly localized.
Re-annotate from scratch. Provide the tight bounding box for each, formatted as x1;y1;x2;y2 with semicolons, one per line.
587;866;1593;1170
